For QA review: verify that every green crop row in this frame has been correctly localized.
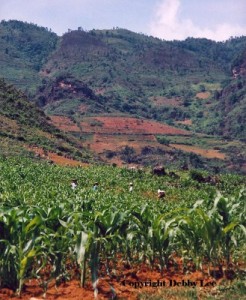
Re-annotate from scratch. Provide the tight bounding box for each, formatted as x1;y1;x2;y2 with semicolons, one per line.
0;156;245;297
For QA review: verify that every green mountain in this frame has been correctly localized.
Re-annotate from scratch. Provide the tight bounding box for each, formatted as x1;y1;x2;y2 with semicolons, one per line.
1;21;245;134
0;20;245;172
0;20;58;94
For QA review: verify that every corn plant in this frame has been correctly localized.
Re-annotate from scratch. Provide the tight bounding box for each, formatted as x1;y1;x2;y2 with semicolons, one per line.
34;206;73;297
211;190;246;267
0;206;42;296
151;215;177;274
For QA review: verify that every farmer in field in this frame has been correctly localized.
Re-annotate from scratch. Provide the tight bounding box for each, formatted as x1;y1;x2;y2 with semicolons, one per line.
93;182;99;191
129;182;133;192
158;189;165;199
71;179;78;190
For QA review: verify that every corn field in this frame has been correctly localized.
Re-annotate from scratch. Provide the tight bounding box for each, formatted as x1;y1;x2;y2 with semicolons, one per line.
0;156;245;297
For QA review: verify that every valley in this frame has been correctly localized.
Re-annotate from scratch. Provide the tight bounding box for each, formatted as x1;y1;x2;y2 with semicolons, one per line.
0;21;245;172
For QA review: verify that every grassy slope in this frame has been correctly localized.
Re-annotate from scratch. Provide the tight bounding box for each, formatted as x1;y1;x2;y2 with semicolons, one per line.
41;30;227;113
40;29;246;138
0;20;58;94
0;78;93;162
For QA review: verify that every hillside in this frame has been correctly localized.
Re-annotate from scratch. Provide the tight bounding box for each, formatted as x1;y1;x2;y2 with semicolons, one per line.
40;29;228;120
0;20;245;172
198;48;246;140
0;78;93;164
38;29;246;129
0;20;58;94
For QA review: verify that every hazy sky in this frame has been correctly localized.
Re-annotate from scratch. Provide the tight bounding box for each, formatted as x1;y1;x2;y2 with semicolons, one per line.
1;0;246;41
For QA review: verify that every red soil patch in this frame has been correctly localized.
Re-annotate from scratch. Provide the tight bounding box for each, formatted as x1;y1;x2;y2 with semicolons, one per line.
79;104;89;113
196;92;211;99
150;96;181;107
49;116;80;132
28;146;87;167
0;260;239;300
176;119;193;125
48;153;86;166
80;117;191;135
90;134;158;154
94;87;107;95
48;114;195;166
170;144;226;160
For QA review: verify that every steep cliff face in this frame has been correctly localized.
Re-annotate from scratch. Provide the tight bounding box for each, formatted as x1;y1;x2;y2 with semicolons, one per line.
37;76;97;105
36;75;108;115
232;49;246;78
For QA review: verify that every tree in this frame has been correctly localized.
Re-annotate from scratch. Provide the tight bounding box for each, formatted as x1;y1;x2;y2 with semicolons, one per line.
120;146;137;163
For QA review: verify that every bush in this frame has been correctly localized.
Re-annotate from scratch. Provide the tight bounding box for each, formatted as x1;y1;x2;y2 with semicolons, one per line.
156;136;170;145
120;146;137;163
189;169;205;182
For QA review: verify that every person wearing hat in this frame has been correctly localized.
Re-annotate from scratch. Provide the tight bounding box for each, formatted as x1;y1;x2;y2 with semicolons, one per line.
158;189;165;199
129;182;133;192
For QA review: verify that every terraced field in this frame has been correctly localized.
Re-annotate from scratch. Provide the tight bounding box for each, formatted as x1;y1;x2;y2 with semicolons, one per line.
49;115;231;166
